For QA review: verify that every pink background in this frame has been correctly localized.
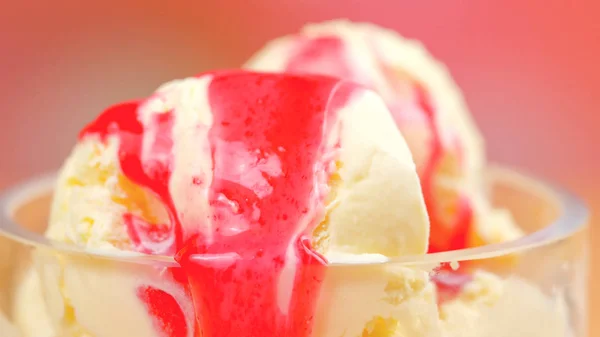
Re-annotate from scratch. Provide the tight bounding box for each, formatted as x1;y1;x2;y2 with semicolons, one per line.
1;0;598;333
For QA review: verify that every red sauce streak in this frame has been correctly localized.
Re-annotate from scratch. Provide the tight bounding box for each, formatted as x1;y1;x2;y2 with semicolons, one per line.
176;73;351;337
285;37;476;301
285;37;474;253
80;71;354;337
414;87;473;254
430;270;473;304
288;37;367;87
80;102;189;336
79;101;181;255
137;286;189;336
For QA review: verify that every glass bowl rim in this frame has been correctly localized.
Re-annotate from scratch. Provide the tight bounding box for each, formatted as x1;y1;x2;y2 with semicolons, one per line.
0;165;589;267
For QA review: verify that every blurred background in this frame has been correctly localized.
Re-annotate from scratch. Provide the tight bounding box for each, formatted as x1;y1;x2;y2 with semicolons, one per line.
0;0;598;334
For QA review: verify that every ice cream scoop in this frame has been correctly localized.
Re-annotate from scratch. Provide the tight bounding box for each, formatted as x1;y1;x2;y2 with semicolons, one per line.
244;20;523;252
41;70;430;337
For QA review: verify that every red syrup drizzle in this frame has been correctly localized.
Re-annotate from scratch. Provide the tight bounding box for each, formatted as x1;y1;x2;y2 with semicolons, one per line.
79;102;190;336
413;86;473;255
404;84;473;302
286;36;473;254
79;101;181;255
175;73;355;337
288;37;366;87
80;71;355;337
137;286;189;337
430;270;474;305
285;37;474;300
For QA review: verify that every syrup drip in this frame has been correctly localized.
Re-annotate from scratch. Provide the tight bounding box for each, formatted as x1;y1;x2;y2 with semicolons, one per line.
79;102;181;255
80;102;189;336
285;36;475;302
414;86;473;254
80;71;354;337
288;37;356;82
430;270;473;305
286;36;474;253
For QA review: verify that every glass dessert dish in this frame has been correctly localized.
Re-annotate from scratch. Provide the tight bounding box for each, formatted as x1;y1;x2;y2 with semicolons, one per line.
0;165;588;337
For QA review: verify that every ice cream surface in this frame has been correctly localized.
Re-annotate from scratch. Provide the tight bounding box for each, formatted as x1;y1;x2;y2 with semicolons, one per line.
245;20;523;252
37;70;430;337
0;311;20;337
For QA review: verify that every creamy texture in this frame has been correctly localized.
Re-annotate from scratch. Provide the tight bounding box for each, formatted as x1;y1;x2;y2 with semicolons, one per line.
315;261;440;337
32;71;430;337
440;276;570;337
1;311;20;337
244;19;523;252
12;267;54;337
13;262;572;337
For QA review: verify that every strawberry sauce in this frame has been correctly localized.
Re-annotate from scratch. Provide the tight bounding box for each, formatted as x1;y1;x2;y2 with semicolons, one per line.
285;36;473;253
80;71;356;337
284;36;475;304
430;270;473;305
79;102;180;255
413;86;473;254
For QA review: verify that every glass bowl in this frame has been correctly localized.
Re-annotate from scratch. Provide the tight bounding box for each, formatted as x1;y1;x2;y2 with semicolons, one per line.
0;166;588;337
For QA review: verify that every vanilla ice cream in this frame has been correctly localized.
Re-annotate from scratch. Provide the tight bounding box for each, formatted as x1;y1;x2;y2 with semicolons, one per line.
17;71;431;337
1;311;20;337
245;20;523;251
